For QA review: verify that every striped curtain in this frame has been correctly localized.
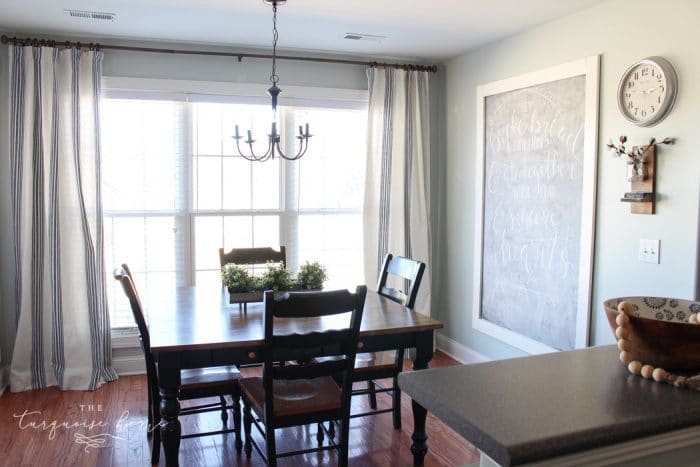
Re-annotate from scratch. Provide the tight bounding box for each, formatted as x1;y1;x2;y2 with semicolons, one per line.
9;45;117;391
363;67;432;316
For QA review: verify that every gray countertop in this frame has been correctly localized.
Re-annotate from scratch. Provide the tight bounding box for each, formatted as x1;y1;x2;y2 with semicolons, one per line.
398;345;700;466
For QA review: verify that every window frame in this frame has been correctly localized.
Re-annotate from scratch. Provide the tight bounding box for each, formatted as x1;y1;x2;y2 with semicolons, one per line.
102;77;368;330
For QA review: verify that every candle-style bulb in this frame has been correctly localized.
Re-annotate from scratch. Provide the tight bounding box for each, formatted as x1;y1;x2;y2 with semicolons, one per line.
235;124;240;139
305;123;310;136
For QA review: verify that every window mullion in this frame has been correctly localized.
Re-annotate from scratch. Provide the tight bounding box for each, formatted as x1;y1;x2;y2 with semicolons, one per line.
183;101;195;286
280;107;298;271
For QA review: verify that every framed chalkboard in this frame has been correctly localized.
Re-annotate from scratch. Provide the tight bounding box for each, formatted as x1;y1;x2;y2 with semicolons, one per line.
473;57;599;353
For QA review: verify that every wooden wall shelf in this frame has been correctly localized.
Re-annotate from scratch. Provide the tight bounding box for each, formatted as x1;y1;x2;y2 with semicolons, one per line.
628;145;655;215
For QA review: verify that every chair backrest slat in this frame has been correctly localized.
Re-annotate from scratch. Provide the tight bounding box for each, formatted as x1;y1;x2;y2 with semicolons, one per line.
376;254;426;309
270;290;359;318
219;246;286;267
272;360;348;381
271;329;353;349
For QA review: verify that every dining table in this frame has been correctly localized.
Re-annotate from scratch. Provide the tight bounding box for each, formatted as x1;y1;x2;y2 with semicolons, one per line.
146;283;444;467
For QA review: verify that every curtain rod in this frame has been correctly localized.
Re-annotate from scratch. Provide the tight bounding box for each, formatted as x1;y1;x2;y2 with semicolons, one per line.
1;35;438;73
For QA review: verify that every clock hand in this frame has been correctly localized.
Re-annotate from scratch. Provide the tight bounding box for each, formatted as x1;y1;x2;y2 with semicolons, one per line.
627;87;657;95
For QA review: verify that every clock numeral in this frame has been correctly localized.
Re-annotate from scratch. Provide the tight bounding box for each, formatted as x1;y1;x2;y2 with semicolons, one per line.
641;68;649;76
650;105;655;113
651;68;655;77
634;108;639;116
660;85;665;92
658;96;662;104
641;110;647;117
627;81;634;89
625;92;631;99
634;71;639;80
628;101;634;109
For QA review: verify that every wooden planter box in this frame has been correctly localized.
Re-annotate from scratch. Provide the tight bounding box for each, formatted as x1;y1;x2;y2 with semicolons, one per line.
227;285;320;305
227;290;264;305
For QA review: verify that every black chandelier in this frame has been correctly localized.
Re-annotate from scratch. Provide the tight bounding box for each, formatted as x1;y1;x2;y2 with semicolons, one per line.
233;0;312;162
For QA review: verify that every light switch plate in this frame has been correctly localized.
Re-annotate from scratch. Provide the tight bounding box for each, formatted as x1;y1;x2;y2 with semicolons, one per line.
639;239;660;264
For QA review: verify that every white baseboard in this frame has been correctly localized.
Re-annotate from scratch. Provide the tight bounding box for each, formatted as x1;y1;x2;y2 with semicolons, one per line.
436;333;490;364
112;355;146;376
0;364;9;395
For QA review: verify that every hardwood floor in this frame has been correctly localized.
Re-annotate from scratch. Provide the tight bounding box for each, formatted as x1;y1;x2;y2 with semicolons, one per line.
0;351;479;466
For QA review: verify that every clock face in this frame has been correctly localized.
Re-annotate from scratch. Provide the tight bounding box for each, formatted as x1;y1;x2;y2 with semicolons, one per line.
618;57;677;127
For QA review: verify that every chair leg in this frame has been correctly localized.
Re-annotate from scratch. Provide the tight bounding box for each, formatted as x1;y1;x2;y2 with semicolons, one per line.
339;417;351;467
243;402;252;458
219;395;229;425
316;423;324;445
151;393;161;464
151;415;161;465
232;393;242;451
367;380;377;409
266;426;277;467
392;376;402;429
329;420;336;439
147;387;154;437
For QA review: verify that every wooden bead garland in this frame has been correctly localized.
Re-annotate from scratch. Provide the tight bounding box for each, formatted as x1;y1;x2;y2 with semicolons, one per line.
615;301;700;391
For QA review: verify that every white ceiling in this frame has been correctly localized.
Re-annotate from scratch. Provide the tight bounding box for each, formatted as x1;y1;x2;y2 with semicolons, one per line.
0;0;606;61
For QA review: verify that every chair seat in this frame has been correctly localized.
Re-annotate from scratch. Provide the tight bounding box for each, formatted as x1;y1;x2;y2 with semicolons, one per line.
354;351;400;373
239;376;341;418
315;351;400;374
181;365;242;389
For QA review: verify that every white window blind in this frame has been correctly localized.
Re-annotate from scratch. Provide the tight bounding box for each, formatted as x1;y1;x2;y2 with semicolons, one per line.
101;88;367;329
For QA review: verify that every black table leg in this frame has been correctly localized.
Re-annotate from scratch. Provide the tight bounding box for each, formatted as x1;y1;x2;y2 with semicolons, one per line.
411;331;433;465
158;355;182;467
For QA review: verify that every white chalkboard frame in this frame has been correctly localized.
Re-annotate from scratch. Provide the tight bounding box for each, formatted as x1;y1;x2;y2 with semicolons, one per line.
472;56;600;354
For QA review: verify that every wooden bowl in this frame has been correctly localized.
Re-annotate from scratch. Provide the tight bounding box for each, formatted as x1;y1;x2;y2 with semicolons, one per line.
604;297;700;371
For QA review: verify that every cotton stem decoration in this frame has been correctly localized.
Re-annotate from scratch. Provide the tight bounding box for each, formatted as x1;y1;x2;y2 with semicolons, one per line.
607;136;673;181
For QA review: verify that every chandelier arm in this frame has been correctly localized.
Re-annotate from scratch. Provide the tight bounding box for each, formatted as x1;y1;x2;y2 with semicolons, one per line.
235;139;260;162
292;138;309;160
277;137;309;161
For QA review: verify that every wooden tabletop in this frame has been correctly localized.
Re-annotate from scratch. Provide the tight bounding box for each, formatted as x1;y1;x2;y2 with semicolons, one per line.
399;345;700;466
145;285;443;352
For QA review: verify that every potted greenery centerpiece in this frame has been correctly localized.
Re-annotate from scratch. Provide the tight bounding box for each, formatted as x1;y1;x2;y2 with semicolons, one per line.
296;261;328;290
222;260;328;305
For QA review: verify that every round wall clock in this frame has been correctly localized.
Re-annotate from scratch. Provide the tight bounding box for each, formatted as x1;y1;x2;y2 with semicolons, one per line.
617;56;678;127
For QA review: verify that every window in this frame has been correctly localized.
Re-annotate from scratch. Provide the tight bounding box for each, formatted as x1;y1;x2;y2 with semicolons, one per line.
101;85;367;328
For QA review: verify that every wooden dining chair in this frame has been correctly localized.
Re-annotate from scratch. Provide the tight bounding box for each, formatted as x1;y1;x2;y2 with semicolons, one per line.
352;254;426;429
219;246;287;313
239;286;367;467
113;265;243;465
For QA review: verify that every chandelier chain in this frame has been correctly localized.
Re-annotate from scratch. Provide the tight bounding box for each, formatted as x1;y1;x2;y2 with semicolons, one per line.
270;2;279;85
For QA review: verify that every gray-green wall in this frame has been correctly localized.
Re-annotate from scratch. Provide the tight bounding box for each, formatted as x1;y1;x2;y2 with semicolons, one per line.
440;0;700;359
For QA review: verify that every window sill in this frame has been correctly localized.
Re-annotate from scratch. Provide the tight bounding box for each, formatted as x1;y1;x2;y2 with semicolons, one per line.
111;328;140;349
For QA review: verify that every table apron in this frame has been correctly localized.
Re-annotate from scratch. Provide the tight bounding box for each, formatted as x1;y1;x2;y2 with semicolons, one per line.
152;331;430;369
